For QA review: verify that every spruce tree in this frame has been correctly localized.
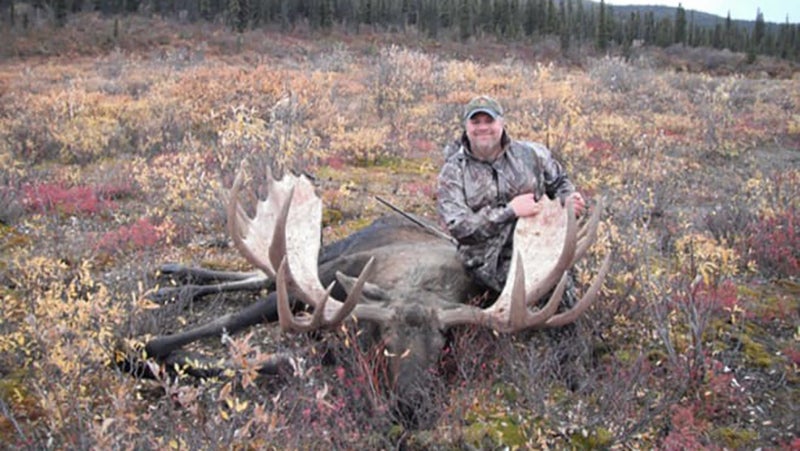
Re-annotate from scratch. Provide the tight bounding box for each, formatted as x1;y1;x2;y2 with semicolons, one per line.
478;0;492;35
753;9;765;53
724;12;733;50
55;0;68;26
674;3;686;45
596;0;610;51
559;0;569;54
458;0;472;41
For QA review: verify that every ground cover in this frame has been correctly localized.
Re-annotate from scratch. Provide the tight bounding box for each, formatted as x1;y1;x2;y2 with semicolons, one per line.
0;13;798;449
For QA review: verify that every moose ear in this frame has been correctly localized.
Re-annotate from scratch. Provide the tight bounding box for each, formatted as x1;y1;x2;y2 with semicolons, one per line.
335;271;389;301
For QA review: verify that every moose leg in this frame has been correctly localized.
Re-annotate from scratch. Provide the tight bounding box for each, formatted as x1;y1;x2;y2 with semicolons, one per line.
145;293;289;358
148;275;271;303
158;263;263;284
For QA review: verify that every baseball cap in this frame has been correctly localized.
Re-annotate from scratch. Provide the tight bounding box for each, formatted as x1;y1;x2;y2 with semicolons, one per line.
463;95;504;121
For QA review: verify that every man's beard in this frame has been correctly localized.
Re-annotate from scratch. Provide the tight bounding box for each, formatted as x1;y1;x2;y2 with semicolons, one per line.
471;139;501;160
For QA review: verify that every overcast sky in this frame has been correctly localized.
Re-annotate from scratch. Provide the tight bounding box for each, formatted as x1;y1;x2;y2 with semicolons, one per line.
602;1;798;23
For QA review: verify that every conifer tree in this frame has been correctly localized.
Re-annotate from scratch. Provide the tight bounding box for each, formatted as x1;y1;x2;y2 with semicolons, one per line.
227;0;244;32
643;11;655;45
572;0;585;41
478;0;493;35
674;3;686;45
724;12;733;49
753;9;766;52
596;0;610;51
523;0;536;36
55;0;68;26
458;0;472;41
559;0;570;54
494;0;510;36
545;0;557;35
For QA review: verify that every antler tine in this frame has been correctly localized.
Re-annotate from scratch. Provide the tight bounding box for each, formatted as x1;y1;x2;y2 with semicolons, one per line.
436;268;569;332
276;256;377;332
505;254;569;331
328;258;376;324
545;250;612;327
573;197;603;264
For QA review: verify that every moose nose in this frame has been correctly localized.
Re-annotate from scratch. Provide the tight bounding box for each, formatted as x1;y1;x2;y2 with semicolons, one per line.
402;304;428;327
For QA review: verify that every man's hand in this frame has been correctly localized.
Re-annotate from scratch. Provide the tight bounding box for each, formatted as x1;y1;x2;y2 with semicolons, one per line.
568;192;586;216
509;192;586;218
509;193;542;218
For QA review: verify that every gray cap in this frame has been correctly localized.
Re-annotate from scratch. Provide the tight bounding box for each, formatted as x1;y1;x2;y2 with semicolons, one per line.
463;95;504;121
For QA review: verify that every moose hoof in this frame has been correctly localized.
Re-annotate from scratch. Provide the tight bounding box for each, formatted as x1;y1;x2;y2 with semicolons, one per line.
147;286;187;304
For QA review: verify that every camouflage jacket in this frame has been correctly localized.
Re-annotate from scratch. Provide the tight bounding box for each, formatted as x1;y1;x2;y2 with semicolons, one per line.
436;133;576;292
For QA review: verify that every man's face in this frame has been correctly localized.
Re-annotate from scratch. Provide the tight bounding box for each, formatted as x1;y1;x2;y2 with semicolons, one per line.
465;113;504;156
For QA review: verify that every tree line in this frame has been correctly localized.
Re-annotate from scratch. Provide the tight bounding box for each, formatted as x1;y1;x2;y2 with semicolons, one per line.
6;0;800;61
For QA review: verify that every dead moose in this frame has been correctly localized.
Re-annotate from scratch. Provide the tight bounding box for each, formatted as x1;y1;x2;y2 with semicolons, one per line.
138;161;611;426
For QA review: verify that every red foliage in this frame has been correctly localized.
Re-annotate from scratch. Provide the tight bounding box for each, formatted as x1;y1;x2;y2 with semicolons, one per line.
672;279;739;315
659;128;685;138
401;181;435;199
584;137;613;152
409;138;437;154
698;358;742;420
662;405;707;451
95;217;165;254
94;181;136;200
323;156;346;170
781;346;800;366
22;182;117;216
743;206;799;278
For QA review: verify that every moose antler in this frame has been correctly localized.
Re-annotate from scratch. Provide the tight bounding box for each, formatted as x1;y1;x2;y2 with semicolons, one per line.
228;162;391;332
438;197;611;332
229;161;609;335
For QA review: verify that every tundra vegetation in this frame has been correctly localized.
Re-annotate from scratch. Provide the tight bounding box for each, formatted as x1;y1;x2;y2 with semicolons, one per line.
0;13;798;449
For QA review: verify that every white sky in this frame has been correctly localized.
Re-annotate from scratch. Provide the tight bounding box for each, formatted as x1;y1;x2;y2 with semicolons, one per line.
603;1;798;23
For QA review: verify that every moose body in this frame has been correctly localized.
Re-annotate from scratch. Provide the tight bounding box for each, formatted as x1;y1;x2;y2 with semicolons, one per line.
141;163;610;426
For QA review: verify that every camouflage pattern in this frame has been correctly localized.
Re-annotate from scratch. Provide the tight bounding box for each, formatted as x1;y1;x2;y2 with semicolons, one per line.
463;95;504;121
437;132;576;293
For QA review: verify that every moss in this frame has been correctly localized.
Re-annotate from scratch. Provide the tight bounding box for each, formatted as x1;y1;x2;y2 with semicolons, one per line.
198;259;244;272
710;426;758;448
739;282;799;321
463;415;528;448
0;224;31;252
462;395;540;448
322;207;343;226
492;381;520;403
342;216;374;233
0;372;28;403
614;348;636;364
738;333;775;368
0;370;38;424
569;427;615;449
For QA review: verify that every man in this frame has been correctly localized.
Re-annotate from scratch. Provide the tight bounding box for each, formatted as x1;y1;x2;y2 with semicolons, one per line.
437;95;585;293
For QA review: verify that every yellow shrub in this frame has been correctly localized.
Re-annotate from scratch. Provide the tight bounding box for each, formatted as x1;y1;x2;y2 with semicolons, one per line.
674;232;740;284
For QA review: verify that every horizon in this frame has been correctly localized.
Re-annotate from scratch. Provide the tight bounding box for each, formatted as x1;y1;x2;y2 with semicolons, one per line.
602;0;798;24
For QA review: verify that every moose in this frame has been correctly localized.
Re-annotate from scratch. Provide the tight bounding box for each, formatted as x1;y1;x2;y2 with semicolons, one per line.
140;161;611;426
